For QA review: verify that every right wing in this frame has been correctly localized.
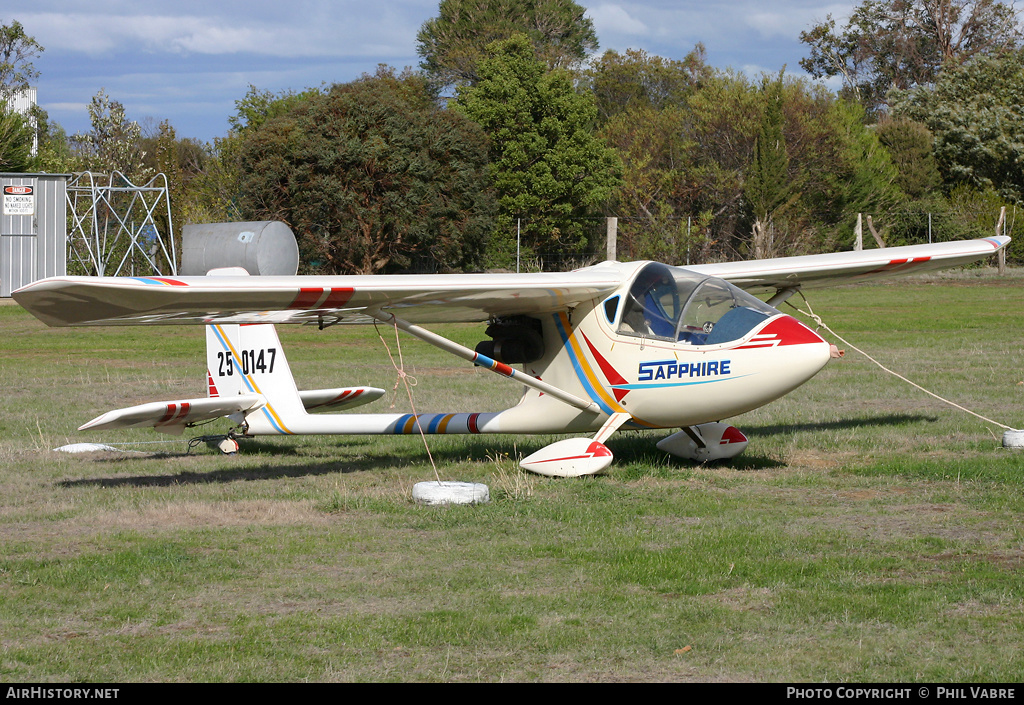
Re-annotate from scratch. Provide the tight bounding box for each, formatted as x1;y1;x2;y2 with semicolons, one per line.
12;268;624;328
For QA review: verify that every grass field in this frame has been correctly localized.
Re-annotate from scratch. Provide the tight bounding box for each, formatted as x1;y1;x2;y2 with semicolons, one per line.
1;269;1022;682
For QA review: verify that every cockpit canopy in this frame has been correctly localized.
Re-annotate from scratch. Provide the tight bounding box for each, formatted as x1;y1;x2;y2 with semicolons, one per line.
616;263;780;345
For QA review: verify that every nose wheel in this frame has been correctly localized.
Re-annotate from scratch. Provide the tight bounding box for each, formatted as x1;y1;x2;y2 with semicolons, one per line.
657;422;748;462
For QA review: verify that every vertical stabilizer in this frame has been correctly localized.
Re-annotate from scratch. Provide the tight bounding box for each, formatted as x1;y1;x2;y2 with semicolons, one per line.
206;323;306;434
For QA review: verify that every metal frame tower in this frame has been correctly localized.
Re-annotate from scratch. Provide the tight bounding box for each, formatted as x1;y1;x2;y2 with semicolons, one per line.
66;170;178;276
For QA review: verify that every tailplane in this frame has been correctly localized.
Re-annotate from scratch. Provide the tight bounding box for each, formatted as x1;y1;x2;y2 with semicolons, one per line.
76;324;383;437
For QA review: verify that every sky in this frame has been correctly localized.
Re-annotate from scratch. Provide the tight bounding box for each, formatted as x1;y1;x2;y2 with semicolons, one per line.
3;0;855;144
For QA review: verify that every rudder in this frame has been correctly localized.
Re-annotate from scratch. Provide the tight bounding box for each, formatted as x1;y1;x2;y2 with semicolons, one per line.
206;323;307;434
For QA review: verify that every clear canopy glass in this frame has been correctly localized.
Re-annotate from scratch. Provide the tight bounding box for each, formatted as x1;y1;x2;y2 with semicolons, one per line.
616;263;780;345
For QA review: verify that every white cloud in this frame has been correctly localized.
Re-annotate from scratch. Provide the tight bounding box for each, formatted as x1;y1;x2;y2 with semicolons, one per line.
43;102;90;114
744;3;851;40
13;9;419;59
587;4;651;38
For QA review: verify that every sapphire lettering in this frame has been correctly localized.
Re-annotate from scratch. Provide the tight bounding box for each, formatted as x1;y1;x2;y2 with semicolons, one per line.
638;359;731;382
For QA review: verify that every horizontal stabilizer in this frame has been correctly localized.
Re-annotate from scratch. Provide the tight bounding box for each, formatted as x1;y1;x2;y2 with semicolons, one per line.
79;395;265;434
299;387;385;412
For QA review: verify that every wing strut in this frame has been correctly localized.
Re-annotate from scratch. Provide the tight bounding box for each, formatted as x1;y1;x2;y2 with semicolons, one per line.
370;310;601;414
766;287;800;307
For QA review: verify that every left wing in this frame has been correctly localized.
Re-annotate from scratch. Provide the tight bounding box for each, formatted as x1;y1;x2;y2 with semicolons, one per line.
12;268;624;327
79;395;266;434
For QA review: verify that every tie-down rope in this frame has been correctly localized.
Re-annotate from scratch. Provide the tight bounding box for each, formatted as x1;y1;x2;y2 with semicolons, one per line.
374;318;443;483
786;292;1014;433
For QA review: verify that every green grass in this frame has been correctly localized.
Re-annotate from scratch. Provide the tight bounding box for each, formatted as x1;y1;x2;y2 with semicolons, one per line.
1;269;1023;682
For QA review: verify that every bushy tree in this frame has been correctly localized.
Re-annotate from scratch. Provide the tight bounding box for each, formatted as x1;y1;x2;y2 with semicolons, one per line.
34;119;75;172
745;71;797;258
838;103;904;205
0;20;43;102
238;68;496;274
0;106;35;171
417;0;598;89
891;47;1024;205
875;118;942;198
587;46;713;125
800;0;1023;112
601;63;906;261
599;105;699;263
228;84;324;135
71;90;149;178
453;34;621;269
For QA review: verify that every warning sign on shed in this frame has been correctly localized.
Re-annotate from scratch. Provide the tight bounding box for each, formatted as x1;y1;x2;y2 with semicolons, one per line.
3;185;35;216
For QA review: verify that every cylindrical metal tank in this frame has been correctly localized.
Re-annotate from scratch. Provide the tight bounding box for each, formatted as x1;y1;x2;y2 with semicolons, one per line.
181;221;299;276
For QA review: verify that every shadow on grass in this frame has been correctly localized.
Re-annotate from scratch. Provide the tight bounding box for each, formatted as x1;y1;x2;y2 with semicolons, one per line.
743;413;936;437
59;453;422;488
443;435;789;471
58;414;931;489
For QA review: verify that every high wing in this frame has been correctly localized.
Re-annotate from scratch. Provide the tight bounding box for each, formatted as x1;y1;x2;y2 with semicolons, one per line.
688;237;1009;293
11;268;624;327
11;237;1009;327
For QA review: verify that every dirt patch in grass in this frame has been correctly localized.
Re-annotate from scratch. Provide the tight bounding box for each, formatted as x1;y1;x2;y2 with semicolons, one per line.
704;585;777;613
784;450;852;471
86;500;334;530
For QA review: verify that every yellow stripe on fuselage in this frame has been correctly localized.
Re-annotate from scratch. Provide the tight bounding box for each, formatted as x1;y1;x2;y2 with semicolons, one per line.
557;313;627;414
555;313;660;430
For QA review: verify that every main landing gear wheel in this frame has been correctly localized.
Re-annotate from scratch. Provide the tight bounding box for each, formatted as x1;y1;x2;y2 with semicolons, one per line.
217;437;240;455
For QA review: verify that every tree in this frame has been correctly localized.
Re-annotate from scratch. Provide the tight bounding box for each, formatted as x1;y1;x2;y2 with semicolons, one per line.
599;105;699;263
875;118;942;198
891;47;1024;205
587;45;713;125
228;84;324;135
34;119;75;172
800;0;1023;112
71;90;149;178
453;34;621;268
238;68;496;274
417;0;598;89
172;86;325;228
0;20;43;103
0;107;35;171
745;71;796;258
821;98;905;242
598;56;908;261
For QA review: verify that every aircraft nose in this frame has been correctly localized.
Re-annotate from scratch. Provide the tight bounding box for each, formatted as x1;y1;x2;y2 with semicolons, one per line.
759;313;828;346
743;313;833;392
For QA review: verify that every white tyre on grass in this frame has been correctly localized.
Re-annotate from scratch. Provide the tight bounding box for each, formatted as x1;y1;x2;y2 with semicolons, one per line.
413;481;490;505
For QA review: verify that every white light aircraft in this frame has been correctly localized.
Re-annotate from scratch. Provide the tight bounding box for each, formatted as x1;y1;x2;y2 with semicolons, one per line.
12;236;1009;476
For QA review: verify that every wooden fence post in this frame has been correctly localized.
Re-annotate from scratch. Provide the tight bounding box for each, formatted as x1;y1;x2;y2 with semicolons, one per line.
996;206;1006;275
606;216;617;261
